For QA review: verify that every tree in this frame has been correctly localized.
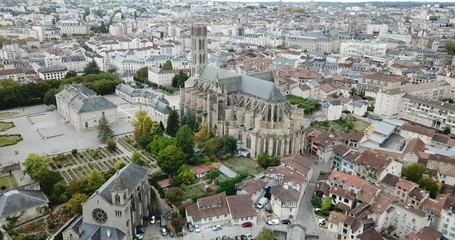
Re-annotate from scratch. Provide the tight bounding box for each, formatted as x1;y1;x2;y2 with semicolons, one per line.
65;70;77;79
166;109;180;137
43;88;61;106
131;151;146;166
67;193;88;215
114;160;127;171
157;145;186;175
148;135;174;155
131;108;162;149
50;182;69;204
86;169;106;194
98;115;114;143
256;153;280;169
23;154;52;182
205;169;221;180
134;66;148;84
402;163;425;183
221;135;237;156
175;125;195;159
419;177;440;198
443;126;451;135
171;70;189;88
162;60;173;70
194;123;211;148
106;138;117;152
256;228;275;240
177;165;196;186
446;41;455;55
321;197;332;215
84;60;101;75
349;87;358;97
204;137;222;160
181;109;199;132
165;187;184;205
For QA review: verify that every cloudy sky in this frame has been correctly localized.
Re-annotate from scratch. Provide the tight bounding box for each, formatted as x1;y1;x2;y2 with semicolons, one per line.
212;0;451;2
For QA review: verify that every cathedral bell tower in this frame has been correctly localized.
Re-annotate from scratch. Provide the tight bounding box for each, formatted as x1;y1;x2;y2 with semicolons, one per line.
191;24;208;78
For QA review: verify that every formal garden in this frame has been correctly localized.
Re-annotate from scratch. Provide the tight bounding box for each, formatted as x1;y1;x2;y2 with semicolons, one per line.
0;121;22;147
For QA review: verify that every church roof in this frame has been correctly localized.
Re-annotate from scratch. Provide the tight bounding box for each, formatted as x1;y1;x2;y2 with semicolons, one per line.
68;216;126;240
0;189;48;217
96;163;147;204
198;66;284;101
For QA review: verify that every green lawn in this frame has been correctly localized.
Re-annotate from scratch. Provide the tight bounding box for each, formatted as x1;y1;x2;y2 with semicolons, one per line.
0;111;18;119
0;122;14;131
286;95;321;114
311;119;359;134
0;175;18;190
224;157;263;175
183;184;206;200
0;134;23;147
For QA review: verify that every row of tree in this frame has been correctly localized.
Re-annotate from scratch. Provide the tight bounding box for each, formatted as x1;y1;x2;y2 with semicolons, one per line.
0;63;120;110
22;153;113;215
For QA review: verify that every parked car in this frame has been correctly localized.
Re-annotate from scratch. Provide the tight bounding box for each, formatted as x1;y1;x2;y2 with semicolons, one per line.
212;225;222;231
246;234;253;240
136;226;145;234
194;225;201;233
267;219;280;225
282;219;291;225
160;227;168;236
235;236;242;240
150;216;155;224
241;235;248;240
187;222;195;232
256;197;268;209
242;222;253;228
133;234;144;240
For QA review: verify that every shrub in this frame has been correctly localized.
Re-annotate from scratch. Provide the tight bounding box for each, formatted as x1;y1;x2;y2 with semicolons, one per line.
0;186;6;190
71;149;78;155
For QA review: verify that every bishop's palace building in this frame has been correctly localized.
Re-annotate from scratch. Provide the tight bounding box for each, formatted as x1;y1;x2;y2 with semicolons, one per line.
180;24;306;158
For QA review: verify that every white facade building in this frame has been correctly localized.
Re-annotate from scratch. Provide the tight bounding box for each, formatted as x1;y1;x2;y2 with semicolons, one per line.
340;40;388;57
56;84;117;132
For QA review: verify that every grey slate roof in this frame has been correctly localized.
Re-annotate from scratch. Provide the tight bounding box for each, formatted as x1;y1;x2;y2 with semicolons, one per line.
198;66;284;101
56;84;117;113
0;190;48;217
38;65;67;73
96;163;147;204
68;216;126;240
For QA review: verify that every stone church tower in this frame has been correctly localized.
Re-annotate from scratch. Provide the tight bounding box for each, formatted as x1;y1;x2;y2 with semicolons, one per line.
191;24;208;77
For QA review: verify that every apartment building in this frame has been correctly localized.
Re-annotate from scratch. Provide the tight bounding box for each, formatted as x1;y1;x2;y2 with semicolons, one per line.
306;130;339;164
400;94;455;134
340;40;388;57
37;66;67;80
386;203;431;239
332;146;402;184
57;20;89;35
374;81;449;118
438;196;455;238
285;31;348;52
357;73;406;92
148;66;190;86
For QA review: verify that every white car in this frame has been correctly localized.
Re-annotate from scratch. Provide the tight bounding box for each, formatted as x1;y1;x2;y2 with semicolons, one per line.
267;219;280;225
150;216;155;224
194;225;201;233
212;225;222;231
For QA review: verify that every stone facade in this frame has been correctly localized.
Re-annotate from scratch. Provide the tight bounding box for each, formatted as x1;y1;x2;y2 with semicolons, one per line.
56;84;117;132
63;164;151;240
180;66;305;157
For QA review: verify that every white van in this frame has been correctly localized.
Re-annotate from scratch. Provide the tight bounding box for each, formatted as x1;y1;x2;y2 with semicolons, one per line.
256;197;268;209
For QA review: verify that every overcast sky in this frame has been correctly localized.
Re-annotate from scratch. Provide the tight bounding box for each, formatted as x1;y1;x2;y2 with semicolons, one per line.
212;0;451;2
